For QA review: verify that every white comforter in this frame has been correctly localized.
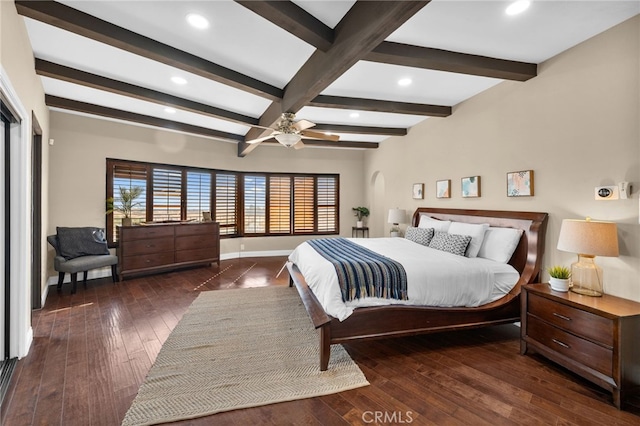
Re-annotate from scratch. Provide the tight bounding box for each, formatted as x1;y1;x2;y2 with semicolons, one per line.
288;237;520;321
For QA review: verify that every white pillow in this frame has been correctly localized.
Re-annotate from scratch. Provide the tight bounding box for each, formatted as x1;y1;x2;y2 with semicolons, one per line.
477;227;524;263
418;215;451;232
447;222;489;258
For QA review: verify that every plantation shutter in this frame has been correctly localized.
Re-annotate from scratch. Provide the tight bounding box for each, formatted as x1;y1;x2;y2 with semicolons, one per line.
244;175;266;234
110;162;147;241
293;176;315;233
186;171;212;222
269;176;291;234
317;177;337;233
153;168;182;221
215;173;238;235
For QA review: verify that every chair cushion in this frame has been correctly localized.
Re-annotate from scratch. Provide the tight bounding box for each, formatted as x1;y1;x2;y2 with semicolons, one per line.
56;227;110;260
55;254;118;274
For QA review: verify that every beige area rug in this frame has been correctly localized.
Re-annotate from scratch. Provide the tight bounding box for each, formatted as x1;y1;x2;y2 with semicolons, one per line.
122;286;368;426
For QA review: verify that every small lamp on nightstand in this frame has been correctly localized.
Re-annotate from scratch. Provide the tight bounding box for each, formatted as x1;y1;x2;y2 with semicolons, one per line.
388;208;405;237
556;217;619;297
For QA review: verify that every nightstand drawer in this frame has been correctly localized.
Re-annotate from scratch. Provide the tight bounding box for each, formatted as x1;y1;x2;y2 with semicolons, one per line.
527;315;613;377
528;293;613;347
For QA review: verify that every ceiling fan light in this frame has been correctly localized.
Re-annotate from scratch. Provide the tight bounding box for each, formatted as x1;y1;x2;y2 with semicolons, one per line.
505;0;530;16
275;133;301;147
186;13;209;29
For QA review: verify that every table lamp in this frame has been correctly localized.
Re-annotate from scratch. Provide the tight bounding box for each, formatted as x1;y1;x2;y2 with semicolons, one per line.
388;208;405;237
556;217;619;296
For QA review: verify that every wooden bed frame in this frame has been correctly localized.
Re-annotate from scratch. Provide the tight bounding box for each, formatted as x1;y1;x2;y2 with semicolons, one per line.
287;207;549;371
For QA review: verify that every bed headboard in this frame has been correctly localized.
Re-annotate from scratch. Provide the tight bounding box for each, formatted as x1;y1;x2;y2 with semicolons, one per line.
412;208;549;289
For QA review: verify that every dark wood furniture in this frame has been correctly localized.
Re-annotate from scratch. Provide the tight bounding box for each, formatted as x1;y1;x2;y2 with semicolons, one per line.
351;226;369;238
117;222;220;280
288;208;548;370
521;283;640;409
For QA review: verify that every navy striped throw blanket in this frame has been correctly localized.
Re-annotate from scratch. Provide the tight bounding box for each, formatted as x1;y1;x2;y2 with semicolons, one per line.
306;238;408;302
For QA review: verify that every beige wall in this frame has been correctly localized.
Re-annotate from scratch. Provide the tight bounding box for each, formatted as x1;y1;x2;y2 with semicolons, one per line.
48;112;365;274
364;16;640;301
1;1;50;302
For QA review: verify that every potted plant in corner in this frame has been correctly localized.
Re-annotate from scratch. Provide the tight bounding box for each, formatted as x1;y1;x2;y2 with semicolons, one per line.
352;206;370;228
548;265;571;292
106;186;143;227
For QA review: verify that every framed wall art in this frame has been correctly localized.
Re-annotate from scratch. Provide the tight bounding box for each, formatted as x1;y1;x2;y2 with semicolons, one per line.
461;176;481;198
412;183;424;199
507;170;534;197
436;180;451;199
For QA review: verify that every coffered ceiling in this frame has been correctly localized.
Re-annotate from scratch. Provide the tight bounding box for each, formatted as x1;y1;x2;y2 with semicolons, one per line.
16;0;640;156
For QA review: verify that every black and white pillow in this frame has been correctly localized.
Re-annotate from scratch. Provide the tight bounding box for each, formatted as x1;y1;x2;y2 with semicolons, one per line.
405;226;434;246
428;231;472;256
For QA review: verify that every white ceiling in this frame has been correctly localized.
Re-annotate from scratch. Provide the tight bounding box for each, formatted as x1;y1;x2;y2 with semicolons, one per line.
20;0;640;151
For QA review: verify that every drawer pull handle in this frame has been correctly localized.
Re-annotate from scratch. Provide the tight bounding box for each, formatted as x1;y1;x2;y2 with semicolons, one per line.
145;259;151;263
553;313;572;321
552;339;570;349
146;244;154;248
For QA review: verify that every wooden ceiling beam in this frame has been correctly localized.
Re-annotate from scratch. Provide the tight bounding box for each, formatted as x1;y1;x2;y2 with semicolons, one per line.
367;41;537;81
46;95;245;142
312;124;407;136
36;59;258;126
240;1;429;157
234;1;333;51
310;95;451;117
16;0;282;100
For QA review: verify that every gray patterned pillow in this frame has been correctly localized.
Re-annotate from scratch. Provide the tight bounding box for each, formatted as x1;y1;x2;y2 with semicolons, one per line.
56;227;110;260
405;226;434;246
428;231;472;256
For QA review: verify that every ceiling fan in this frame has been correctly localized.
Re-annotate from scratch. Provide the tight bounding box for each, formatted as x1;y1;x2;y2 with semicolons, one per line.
246;112;339;149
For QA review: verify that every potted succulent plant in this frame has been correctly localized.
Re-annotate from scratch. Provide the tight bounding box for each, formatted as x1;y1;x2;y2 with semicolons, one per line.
352;207;370;228
548;265;571;292
106;186;143;227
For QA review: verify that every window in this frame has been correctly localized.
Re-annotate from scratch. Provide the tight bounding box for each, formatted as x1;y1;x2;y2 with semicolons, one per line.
106;159;338;243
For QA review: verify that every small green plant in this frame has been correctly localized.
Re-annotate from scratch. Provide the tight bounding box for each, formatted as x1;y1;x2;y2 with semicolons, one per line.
106;186;143;218
548;265;571;279
352;207;370;221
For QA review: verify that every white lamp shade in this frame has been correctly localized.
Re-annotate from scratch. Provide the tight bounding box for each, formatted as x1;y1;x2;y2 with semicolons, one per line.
557;219;619;257
388;208;405;224
275;133;301;147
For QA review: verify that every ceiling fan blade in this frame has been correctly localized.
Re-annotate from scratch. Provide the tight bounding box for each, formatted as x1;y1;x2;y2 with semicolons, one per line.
293;119;315;131
293;140;305;150
246;134;276;144
300;130;339;141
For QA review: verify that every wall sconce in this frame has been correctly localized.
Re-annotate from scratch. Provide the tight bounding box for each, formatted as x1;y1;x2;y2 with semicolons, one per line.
557;217;619;296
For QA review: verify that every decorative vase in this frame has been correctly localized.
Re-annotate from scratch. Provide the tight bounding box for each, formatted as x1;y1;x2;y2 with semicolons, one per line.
549;277;570;292
356;220;364;228
122;217;132;227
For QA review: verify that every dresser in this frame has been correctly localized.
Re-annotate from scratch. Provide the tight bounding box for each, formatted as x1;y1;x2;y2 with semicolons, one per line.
521;284;640;409
117;222;220;280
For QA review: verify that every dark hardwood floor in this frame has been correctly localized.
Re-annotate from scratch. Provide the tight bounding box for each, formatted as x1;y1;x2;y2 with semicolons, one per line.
2;256;639;425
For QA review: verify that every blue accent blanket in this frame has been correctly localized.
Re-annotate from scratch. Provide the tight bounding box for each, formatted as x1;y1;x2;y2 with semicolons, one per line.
306;238;408;302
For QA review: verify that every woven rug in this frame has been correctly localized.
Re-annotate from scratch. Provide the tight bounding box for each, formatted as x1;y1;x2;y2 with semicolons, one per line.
122;286;368;426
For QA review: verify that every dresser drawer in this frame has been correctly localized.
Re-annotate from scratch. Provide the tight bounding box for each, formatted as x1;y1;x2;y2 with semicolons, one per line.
175;234;216;251
528;293;613;347
120;225;174;241
175;223;218;237
527;315;613;377
122;238;174;256
176;248;217;263
122;252;175;271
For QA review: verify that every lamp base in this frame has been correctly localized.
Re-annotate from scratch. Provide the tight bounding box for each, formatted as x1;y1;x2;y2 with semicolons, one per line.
569;254;603;297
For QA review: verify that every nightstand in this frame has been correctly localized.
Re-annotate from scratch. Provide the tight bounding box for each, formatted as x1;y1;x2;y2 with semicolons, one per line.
521;283;640;409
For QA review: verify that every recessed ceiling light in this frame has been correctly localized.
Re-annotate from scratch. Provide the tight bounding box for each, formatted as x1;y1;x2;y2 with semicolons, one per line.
171;76;187;85
505;0;530;16
186;13;209;29
164;107;177;114
398;78;412;86
349;112;360;118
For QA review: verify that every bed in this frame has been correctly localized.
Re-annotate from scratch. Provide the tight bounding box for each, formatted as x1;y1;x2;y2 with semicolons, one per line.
286;207;549;370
